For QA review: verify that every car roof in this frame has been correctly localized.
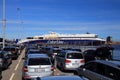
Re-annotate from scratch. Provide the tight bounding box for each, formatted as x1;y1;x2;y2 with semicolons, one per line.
34;75;83;80
91;60;120;69
27;54;48;58
4;46;16;48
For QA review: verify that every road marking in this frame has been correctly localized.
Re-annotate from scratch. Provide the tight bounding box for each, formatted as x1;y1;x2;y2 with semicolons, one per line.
9;73;15;80
15;51;24;71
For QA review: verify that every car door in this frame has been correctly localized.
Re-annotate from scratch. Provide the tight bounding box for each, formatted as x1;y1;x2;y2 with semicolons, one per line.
104;65;120;80
56;52;65;68
81;62;113;80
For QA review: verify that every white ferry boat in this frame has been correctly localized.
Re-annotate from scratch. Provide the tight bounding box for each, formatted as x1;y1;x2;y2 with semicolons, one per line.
18;32;106;46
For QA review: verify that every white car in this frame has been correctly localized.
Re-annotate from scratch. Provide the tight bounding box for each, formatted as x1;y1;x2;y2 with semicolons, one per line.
56;50;85;70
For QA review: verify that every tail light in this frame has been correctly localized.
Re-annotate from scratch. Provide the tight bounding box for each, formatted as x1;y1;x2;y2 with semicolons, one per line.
24;76;30;79
23;66;28;72
65;59;71;63
80;59;85;63
51;66;54;71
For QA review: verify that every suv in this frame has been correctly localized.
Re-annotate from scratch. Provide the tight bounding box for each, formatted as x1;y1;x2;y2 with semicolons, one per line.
74;60;120;80
56;50;85;70
22;54;54;80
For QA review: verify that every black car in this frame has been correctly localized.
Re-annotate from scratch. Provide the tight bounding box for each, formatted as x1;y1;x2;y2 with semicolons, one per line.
74;60;120;80
3;46;19;59
83;49;96;63
0;51;12;69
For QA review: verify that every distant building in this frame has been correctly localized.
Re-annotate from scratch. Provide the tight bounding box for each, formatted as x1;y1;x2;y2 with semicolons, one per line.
106;36;112;44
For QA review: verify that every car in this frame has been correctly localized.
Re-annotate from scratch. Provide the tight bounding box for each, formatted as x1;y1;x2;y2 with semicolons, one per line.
25;44;37;54
0;51;12;69
74;60;120;80
83;49;96;63
22;54;54;80
50;47;61;59
33;75;84;80
25;49;41;58
56;50;85;70
3;46;19;59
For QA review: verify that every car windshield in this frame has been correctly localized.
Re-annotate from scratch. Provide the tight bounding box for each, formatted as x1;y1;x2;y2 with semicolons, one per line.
28;58;51;65
67;53;83;59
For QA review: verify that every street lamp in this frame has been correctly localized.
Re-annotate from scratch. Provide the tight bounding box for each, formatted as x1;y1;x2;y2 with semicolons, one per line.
17;8;21;41
2;0;6;48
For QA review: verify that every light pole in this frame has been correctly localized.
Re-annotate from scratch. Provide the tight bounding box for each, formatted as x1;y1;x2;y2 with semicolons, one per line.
17;8;21;41
2;0;6;48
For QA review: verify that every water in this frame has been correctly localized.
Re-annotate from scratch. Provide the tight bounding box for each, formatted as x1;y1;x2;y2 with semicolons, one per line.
111;45;120;60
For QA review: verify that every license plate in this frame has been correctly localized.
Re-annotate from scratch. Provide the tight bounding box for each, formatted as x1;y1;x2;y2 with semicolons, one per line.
72;63;79;65
35;68;45;72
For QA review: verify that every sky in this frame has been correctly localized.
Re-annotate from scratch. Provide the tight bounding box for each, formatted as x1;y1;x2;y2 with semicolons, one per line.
0;0;120;41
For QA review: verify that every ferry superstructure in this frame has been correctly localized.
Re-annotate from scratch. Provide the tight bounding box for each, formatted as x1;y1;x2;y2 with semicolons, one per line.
18;32;106;46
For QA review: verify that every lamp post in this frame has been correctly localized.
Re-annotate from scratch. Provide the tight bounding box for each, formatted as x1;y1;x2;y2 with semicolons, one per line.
2;0;6;48
17;8;21;41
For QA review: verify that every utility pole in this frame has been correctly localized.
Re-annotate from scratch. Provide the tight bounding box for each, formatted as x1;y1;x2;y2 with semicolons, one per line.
2;0;6;48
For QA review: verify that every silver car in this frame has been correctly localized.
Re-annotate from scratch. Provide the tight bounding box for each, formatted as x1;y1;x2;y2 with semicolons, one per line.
22;54;54;80
56;50;85;70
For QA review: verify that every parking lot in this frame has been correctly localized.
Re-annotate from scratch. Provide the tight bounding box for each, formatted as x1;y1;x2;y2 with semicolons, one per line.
1;48;74;80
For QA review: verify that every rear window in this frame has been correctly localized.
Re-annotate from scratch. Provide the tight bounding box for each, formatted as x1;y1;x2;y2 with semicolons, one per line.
67;53;83;59
53;50;60;53
28;58;51;65
28;51;40;54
